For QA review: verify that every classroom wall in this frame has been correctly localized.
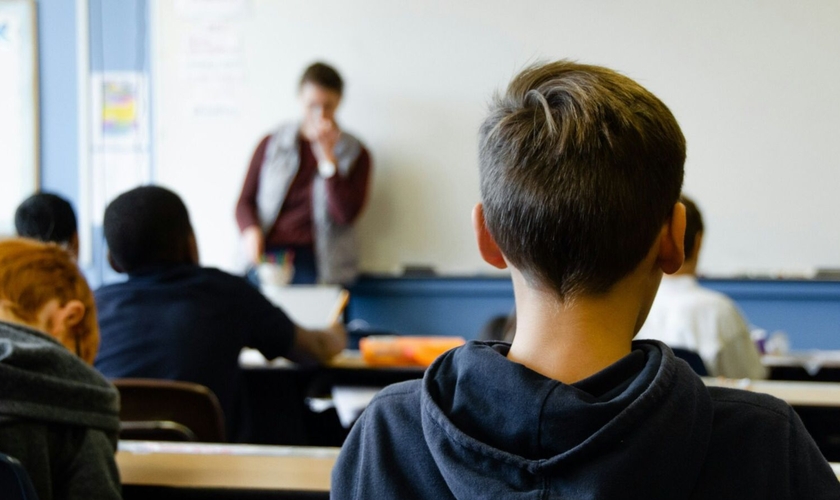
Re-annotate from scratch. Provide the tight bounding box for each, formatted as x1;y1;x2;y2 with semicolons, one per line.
38;0;151;287
0;0;39;235
38;0;82;210
151;1;840;278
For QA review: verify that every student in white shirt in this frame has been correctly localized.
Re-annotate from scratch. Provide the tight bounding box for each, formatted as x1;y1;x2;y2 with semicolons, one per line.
637;195;767;379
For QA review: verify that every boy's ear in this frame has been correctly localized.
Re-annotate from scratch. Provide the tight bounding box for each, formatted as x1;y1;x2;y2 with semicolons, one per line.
658;201;686;274
55;300;86;329
472;204;507;270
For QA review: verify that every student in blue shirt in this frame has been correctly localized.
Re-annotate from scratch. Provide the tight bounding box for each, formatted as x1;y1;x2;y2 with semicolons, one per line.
94;186;346;442
332;61;840;499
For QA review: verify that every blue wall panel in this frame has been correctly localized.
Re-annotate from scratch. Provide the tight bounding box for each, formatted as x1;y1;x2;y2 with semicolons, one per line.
348;276;840;350
37;0;80;205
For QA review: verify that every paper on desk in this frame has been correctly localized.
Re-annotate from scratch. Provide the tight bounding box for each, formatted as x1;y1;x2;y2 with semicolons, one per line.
259;285;344;329
331;386;382;428
238;348;294;368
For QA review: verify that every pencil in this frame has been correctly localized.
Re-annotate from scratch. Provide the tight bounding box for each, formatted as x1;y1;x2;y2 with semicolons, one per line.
327;289;351;325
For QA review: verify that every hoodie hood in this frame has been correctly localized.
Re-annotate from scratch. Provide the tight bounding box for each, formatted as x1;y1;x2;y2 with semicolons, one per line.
0;321;120;433
420;340;713;499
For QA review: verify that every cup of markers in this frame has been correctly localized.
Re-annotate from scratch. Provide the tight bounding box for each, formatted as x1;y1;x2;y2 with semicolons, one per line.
256;250;295;286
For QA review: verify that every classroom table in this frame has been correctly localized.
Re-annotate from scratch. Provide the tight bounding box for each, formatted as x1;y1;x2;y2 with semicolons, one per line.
704;378;840;406
118;441;338;500
239;350;423;445
241;348;840;458
763;351;840;382
115;440;840;497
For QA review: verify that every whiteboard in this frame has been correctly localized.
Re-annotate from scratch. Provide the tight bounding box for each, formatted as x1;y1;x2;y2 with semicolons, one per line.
151;0;840;277
0;0;38;237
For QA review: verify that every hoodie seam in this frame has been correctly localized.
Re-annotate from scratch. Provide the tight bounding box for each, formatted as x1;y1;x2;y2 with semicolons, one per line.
353;410;367;500
422;346;556;470
536;382;561;460
424;392;544;470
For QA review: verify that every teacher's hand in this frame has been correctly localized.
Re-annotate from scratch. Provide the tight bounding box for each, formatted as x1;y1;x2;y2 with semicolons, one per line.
313;118;341;164
242;225;265;265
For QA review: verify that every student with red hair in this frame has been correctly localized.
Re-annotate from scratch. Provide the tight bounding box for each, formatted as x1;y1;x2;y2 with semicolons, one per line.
0;238;120;500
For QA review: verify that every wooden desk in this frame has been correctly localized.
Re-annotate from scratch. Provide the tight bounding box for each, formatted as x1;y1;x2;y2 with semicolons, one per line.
116;442;840;496
764;352;840;370
118;441;338;499
763;351;840;382
704;378;840;407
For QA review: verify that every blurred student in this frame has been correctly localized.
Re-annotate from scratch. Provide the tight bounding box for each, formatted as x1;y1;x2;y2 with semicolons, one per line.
332;61;839;498
0;239;120;500
636;195;766;379
15;192;80;258
478;312;516;343
94;186;346;441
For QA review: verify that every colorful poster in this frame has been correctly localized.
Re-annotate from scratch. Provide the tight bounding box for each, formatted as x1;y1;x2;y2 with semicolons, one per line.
90;72;148;147
102;80;139;135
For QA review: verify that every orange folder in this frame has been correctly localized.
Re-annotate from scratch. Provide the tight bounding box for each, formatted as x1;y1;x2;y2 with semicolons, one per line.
359;336;466;367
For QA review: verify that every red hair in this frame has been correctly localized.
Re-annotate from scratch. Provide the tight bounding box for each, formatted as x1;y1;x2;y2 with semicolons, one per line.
0;238;99;364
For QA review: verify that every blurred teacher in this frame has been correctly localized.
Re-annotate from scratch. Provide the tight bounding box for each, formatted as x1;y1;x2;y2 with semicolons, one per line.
236;62;372;285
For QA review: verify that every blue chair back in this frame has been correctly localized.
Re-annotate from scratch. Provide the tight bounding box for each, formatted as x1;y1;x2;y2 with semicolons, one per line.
0;453;39;500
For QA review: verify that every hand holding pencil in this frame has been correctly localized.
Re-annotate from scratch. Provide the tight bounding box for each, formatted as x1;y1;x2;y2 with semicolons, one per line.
327;289;351;325
289;289;350;363
324;290;350;358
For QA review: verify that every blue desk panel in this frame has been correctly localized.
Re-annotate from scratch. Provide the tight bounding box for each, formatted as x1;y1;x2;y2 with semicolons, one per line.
347;276;515;340
702;280;840;350
347;276;840;349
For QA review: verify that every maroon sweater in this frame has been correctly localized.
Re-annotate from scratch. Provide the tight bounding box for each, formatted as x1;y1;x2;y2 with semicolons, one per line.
236;134;371;248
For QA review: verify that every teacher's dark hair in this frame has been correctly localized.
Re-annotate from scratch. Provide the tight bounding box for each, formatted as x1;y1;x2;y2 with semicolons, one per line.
104;186;194;273
300;62;344;95
479;60;686;297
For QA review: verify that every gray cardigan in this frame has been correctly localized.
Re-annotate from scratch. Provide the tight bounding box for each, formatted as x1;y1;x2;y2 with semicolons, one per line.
0;321;121;500
257;122;364;285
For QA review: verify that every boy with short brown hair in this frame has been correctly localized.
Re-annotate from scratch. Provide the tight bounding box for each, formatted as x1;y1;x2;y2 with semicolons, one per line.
331;61;840;499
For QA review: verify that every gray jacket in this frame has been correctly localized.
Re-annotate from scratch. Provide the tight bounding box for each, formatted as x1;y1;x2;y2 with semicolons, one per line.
257;122;364;285
0;321;121;500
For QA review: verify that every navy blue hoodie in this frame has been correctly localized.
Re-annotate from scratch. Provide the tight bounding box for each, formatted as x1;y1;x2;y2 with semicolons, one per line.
332;341;840;499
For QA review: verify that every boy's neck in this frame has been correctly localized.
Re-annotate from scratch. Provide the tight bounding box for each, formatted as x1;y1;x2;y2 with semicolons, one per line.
506;271;652;384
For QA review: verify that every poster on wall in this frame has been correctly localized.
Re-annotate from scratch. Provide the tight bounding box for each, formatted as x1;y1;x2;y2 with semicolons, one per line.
91;72;149;147
0;0;38;236
89;72;151;224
